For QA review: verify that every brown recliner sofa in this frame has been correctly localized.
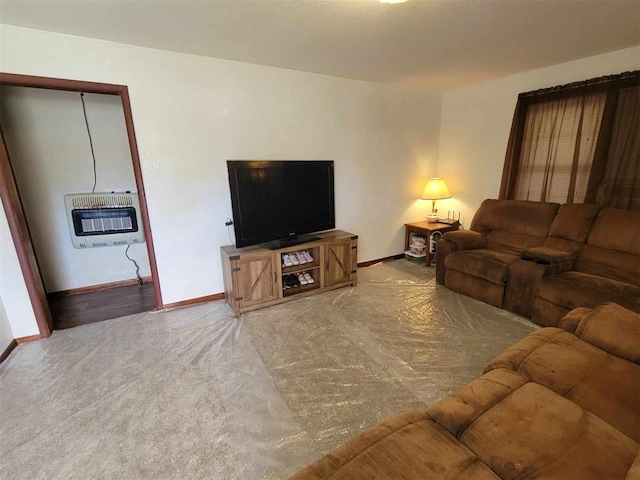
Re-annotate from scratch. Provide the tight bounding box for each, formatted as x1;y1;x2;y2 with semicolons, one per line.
504;202;600;318
437;200;640;327
290;303;640;479
435;199;560;309
530;207;640;326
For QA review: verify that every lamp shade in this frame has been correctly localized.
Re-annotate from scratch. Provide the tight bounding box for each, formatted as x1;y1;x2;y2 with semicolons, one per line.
420;177;452;200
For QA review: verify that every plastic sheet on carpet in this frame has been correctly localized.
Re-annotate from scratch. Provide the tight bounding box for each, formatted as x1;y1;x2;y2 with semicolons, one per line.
0;259;537;479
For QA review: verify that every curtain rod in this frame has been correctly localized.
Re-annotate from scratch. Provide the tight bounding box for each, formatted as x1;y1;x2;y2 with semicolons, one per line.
519;70;639;100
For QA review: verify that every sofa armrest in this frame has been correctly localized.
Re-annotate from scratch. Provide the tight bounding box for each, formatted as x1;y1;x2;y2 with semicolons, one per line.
556;307;593;333
442;230;486;250
435;238;455;285
505;254;577;317
504;260;549;318
483;328;565;374
521;246;576;265
436;231;487;285
559;303;640;364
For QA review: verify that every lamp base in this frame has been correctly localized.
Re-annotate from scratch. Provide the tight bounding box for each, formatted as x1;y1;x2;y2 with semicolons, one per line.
426;213;439;223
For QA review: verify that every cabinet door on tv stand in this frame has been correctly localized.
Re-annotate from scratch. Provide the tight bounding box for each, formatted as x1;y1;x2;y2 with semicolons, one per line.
324;240;353;287
237;253;279;307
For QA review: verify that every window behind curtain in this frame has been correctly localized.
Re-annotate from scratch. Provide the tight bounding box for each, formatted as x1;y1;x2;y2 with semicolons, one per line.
500;71;639;210
515;94;606;203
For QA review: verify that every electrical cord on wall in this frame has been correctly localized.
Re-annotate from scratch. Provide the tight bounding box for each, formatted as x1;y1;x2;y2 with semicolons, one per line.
80;92;98;193
125;244;143;287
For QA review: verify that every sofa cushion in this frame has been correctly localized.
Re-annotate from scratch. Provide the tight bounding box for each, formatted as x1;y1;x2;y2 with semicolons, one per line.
294;368;638;480
547;203;600;244
586;208;640;256
444;249;517;285
485;328;640;443
535;270;640;313
561;303;640;364
470;199;559;255
471;199;560;237
485;230;547;255
543;202;597;252
427;368;637;479
556;307;593;332
290;410;500;480
426;369;527;436
458;380;636;479
576;244;640;286
575;208;640;286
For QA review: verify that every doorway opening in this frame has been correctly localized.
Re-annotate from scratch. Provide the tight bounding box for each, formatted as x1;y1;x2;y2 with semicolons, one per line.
0;73;163;336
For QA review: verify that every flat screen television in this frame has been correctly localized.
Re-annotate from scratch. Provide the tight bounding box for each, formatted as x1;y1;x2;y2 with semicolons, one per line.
227;160;335;248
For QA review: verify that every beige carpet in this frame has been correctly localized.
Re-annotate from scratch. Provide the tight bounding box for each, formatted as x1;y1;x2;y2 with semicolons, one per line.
0;259;537;479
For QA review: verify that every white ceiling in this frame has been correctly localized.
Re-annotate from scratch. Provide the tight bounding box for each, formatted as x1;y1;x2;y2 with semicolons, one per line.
1;0;639;91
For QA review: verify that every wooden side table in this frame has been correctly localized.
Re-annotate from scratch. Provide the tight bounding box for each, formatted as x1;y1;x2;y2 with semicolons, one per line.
404;221;460;266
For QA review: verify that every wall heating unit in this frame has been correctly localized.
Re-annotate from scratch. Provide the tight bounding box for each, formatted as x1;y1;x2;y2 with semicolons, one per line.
64;193;145;248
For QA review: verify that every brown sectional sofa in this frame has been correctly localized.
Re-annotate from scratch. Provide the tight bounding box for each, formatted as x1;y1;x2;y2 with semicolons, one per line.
436;199;640;327
485;303;639;445
435;199;560;310
504;202;600;318
531;207;640;326
290;303;640;479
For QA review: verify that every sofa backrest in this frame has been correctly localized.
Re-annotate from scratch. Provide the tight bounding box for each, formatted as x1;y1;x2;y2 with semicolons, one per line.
575;208;640;286
559;303;640;364
543;203;600;252
471;199;560;255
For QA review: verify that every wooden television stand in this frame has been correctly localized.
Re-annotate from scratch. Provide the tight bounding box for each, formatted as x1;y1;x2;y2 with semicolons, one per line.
221;230;357;317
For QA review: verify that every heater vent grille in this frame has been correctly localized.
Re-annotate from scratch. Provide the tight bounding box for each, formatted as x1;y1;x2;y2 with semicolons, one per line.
64;193;145;249
71;194;134;209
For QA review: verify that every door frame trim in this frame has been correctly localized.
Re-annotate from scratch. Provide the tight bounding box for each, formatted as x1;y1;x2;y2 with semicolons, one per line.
0;73;163;337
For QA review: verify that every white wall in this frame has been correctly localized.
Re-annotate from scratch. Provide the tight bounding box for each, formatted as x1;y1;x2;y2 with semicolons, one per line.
1;87;151;292
0;211;39;338
0;25;441;336
438;46;640;227
0;294;16;353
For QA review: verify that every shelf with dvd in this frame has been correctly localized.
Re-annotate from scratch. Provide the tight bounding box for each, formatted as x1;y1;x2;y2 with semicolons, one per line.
221;230;357;317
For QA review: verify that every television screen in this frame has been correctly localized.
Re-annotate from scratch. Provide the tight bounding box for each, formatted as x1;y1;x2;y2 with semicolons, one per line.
227;160;335;248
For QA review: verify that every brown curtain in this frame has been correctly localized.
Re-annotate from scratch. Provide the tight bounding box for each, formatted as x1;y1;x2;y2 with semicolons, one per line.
500;71;640;210
593;86;640;210
500;100;526;199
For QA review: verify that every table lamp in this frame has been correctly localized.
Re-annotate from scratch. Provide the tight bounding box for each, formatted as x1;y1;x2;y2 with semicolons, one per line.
420;177;452;222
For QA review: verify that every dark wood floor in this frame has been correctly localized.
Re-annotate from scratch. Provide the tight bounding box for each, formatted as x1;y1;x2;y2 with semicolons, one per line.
48;283;156;330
